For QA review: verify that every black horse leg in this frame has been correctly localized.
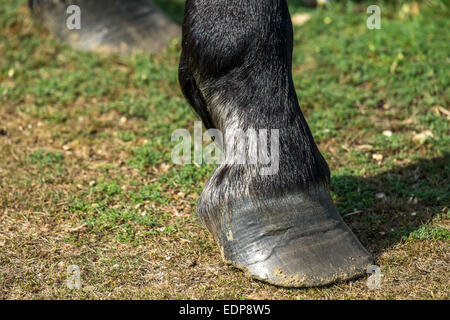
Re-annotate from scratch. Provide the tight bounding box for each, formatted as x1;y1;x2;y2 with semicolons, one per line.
179;51;214;130
179;0;373;287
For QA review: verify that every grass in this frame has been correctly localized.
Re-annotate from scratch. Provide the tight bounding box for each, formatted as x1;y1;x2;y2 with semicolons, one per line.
0;0;449;299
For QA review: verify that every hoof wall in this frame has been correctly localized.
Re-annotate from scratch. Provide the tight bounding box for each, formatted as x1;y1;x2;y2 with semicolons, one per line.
208;185;373;287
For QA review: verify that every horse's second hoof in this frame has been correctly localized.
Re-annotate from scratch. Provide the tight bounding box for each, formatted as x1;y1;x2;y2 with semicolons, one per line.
203;184;373;288
29;0;180;55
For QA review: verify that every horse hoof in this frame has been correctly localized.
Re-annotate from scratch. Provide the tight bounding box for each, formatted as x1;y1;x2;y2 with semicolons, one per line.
204;184;373;287
29;0;180;55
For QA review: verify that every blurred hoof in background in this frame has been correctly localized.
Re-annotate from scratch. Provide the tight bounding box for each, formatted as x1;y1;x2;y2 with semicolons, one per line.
29;0;181;55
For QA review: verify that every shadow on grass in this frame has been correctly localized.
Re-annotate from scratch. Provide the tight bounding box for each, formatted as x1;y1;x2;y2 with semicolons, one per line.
332;153;449;258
